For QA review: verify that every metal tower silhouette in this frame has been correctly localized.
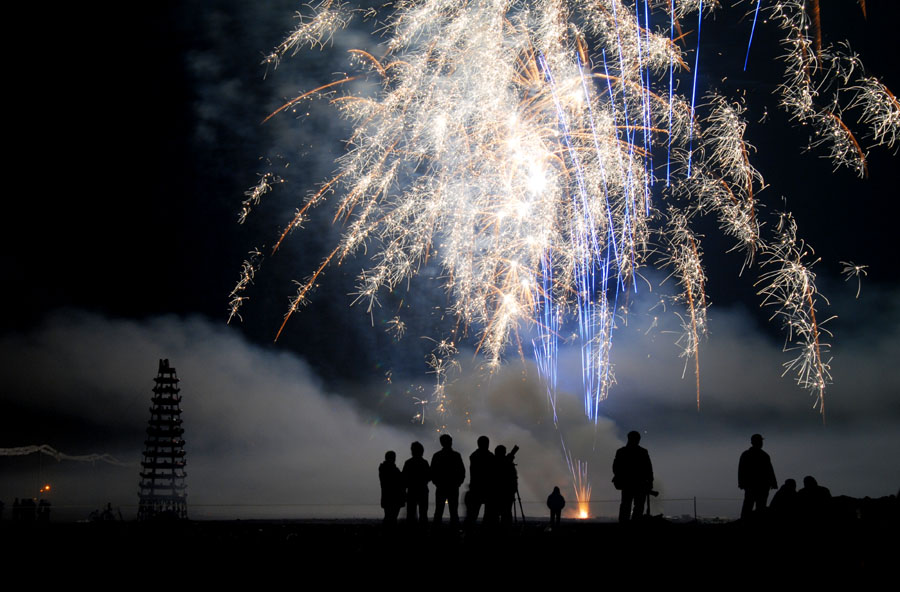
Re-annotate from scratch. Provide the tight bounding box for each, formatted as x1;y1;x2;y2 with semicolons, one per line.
137;359;187;520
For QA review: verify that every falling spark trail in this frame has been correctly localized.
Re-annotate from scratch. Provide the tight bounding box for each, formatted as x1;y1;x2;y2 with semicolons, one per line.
241;0;900;440
561;435;592;518
667;0;675;186
262;77;359;124
687;0;704;178
744;0;762;71
840;261;868;299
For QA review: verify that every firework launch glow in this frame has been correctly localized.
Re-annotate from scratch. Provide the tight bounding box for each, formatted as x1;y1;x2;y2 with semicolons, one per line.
233;0;898;508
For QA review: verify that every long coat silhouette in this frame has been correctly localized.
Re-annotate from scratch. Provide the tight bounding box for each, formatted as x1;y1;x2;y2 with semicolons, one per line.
431;434;465;525
547;486;565;527
402;442;430;525
738;434;777;519
379;451;404;525
466;436;494;525
612;431;653;522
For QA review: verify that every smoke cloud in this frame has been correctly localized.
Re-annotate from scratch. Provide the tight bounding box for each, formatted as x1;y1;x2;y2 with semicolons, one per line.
1;284;898;521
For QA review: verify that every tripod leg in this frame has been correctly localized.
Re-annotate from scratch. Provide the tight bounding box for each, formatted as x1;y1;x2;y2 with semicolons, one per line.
516;489;527;525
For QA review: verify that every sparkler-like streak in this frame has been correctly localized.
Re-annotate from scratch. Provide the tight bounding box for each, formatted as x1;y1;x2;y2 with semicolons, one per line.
770;0;898;177
564;448;592;518
840;261;868;299
263;0;355;68
662;208;707;410
237;0;897;506
229;248;263;323
849;77;900;149
757;214;834;420
744;0;761;71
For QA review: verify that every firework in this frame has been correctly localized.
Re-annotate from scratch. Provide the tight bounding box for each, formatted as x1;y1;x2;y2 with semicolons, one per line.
661;206;707;409
849;77;900;149
257;0;695;424
264;0;355;68
239;0;897;501
238;172;282;225
228;248;263;324
770;0;899;177
565;450;592;519
756;214;833;417
840;261;868;299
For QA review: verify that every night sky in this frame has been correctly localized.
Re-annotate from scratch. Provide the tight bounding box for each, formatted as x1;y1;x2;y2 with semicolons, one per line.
2;1;898;520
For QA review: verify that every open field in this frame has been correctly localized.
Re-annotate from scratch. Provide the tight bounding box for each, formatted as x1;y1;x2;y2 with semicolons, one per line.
2;514;895;580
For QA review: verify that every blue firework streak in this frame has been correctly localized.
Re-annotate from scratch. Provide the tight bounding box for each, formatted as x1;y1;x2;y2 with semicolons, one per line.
239;2;899;472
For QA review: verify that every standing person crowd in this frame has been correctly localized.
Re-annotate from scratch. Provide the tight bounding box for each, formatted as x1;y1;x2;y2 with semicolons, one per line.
379;434;521;529
379;430;839;528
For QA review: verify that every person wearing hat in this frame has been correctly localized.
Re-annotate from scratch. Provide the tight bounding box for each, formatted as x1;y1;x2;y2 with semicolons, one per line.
738;434;778;520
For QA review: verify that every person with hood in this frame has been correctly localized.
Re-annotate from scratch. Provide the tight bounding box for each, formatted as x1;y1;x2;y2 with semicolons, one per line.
547;486;566;528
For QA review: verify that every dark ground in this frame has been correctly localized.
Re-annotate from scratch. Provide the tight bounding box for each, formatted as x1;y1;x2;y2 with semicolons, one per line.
1;515;895;580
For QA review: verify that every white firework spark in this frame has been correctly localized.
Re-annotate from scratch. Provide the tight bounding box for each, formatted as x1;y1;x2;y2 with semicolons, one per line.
243;1;896;434
264;0;355;68
757;214;834;418
840;260;868;299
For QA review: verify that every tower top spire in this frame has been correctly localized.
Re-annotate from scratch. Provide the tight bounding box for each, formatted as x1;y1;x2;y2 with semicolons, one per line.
137;359;187;521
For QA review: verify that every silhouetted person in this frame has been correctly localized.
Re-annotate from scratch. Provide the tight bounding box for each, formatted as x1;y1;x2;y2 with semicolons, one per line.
493;445;518;526
797;475;832;522
431;434;466;527
402;441;430;526
769;478;798;523
612;431;653;522
466;435;495;526
379;450;404;526
547;486;565;528
738;434;778;520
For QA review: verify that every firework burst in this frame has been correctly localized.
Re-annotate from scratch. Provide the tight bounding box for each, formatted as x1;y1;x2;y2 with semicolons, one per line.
236;0;897;504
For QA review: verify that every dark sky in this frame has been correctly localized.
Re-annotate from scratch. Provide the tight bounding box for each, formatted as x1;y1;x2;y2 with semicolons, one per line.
2;1;898;519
